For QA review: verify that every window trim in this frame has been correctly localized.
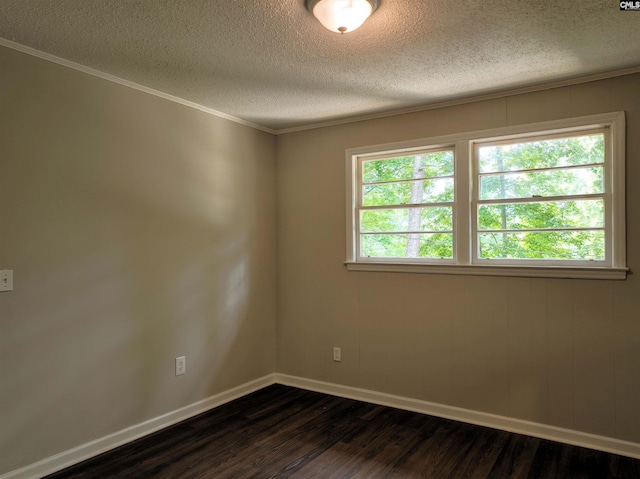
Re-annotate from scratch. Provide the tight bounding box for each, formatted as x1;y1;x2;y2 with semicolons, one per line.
345;111;627;280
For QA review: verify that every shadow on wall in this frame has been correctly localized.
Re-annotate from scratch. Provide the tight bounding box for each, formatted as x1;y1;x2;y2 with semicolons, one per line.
0;90;268;472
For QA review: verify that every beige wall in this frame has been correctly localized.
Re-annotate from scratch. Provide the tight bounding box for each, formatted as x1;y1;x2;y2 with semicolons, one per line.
276;75;640;443
0;46;277;474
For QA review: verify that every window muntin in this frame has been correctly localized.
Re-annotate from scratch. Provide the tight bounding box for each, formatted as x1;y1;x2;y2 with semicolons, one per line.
357;149;455;260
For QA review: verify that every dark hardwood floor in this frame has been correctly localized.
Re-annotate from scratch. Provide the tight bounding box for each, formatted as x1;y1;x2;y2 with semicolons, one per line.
45;385;640;478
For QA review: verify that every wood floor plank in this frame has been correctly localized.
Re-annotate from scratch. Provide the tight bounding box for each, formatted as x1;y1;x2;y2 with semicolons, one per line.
44;385;640;479
444;427;508;478
525;441;579;479
486;434;540;479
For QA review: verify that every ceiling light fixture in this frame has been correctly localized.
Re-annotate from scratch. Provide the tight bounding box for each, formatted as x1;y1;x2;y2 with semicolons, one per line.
306;0;378;34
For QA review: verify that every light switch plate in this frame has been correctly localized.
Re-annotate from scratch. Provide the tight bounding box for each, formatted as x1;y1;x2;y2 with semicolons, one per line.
0;270;13;292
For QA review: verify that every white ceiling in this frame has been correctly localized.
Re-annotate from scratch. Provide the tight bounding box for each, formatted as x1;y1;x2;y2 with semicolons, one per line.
1;1;639;131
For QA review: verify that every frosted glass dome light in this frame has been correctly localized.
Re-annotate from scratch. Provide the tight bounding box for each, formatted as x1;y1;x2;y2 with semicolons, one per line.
306;0;378;34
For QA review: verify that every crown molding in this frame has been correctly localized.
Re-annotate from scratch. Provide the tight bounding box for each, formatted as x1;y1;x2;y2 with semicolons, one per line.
0;38;277;135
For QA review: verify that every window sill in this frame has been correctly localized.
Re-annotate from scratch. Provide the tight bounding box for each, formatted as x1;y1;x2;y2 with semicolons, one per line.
344;262;628;280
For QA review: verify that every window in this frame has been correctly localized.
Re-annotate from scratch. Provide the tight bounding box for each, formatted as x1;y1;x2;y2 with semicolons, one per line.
346;112;627;279
359;149;455;260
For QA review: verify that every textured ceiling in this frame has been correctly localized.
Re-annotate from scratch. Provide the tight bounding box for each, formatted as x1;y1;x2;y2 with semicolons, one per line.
1;1;639;131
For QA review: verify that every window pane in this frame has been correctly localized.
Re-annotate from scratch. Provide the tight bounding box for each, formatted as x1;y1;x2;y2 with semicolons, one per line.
363;151;454;183
478;230;605;260
361;233;453;259
478;199;604;231
361;207;452;233
363;177;454;206
479;166;603;200
478;134;604;173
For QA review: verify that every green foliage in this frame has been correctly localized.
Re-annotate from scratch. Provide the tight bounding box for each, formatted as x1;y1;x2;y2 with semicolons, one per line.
478;200;604;230
479;231;605;260
360;151;454;259
360;134;606;261
363;178;454;206
478;134;604;172
362;234;454;259
361;207;452;232
479;167;603;200
477;134;605;260
363;151;454;183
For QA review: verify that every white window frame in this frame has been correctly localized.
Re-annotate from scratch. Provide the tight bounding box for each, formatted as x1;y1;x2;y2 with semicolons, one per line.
356;146;457;264
345;111;627;280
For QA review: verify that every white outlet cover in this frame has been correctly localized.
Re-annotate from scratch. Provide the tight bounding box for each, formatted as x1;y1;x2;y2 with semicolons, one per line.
175;356;186;376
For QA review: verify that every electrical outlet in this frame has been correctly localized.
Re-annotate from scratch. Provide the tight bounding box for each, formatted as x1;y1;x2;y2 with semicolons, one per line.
333;347;341;362
0;270;13;292
175;356;186;376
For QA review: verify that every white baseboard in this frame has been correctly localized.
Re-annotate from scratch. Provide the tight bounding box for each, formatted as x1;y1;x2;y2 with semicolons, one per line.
1;374;277;479
275;373;640;460
5;372;639;479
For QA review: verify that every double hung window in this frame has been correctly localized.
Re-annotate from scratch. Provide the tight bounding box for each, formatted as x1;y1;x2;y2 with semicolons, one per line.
346;112;626;279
